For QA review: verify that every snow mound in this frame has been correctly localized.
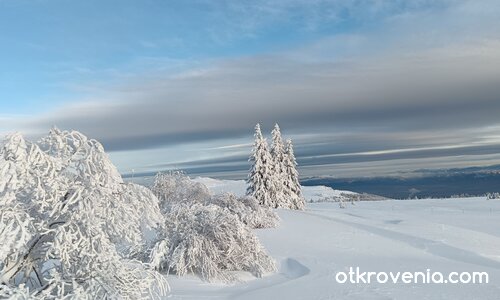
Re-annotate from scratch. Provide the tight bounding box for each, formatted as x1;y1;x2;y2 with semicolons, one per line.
280;258;310;279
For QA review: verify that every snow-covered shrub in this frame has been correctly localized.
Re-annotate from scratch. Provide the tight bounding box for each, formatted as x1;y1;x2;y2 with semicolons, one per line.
208;193;279;229
0;283;34;299
0;128;168;299
151;171;211;210
152;172;279;229
150;203;276;282
150;172;277;281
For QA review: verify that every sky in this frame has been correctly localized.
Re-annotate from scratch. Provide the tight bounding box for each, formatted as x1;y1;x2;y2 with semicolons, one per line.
2;0;500;179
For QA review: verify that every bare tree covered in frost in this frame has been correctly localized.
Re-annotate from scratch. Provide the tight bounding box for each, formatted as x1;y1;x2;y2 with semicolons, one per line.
246;124;274;207
150;172;277;282
0;129;168;299
283;139;305;210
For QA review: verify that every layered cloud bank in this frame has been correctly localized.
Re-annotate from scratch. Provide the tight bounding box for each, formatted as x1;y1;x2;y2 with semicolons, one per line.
2;0;500;177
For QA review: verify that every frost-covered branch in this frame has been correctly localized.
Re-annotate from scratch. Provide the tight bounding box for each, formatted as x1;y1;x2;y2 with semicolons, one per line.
0;129;168;299
150;172;277;282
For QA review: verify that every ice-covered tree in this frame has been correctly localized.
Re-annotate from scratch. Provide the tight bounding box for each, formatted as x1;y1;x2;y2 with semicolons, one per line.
150;172;277;282
269;124;287;208
283;139;305;210
246;124;274;207
150;203;276;283
209;193;279;229
0;129;168;299
247;124;305;210
152;172;279;229
151;171;211;211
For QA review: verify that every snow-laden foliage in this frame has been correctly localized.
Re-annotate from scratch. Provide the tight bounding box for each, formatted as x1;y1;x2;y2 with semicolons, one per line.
269;124;287;207
0;128;168;299
247;123;305;210
150;172;277;282
209;193;279;229
283;139;305;210
246;124;275;207
152;172;279;229
151;171;211;211
0;283;34;299
150;203;277;282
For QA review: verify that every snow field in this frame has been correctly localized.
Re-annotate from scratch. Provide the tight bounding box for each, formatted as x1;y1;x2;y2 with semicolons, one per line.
169;179;500;300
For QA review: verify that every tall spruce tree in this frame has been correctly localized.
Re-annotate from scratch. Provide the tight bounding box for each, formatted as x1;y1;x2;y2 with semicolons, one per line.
246;124;274;207
270;124;287;208
283;139;305;210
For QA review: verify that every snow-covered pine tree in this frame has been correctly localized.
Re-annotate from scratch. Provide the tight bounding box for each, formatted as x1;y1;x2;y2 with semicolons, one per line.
269;124;288;208
283;139;305;210
246;124;274;207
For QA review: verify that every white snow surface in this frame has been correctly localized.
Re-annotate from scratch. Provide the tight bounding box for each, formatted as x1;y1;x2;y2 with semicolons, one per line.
168;178;500;300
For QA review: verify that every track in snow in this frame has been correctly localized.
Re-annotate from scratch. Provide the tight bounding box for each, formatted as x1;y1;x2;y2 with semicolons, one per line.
299;210;500;270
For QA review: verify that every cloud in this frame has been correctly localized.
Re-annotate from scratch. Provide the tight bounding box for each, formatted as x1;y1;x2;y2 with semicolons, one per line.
5;0;500;178
21;38;500;151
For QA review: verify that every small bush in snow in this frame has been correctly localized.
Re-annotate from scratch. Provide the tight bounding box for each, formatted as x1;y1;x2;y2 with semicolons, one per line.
208;193;279;229
150;203;277;282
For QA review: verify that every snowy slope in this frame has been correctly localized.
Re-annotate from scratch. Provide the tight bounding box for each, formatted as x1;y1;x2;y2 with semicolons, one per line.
167;179;500;300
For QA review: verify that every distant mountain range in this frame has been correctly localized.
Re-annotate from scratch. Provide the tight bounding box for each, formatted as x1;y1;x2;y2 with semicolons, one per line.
302;165;500;199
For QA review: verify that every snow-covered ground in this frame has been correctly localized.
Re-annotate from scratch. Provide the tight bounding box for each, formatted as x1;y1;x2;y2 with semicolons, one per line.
168;178;500;299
